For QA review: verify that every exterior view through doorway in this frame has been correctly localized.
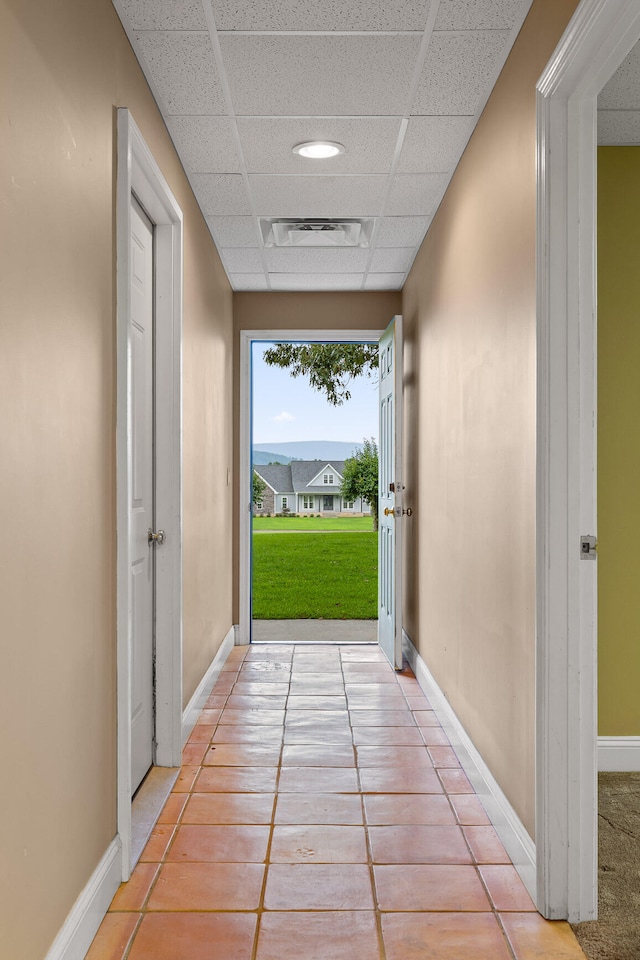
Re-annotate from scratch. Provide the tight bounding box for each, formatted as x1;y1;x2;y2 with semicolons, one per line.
238;322;405;668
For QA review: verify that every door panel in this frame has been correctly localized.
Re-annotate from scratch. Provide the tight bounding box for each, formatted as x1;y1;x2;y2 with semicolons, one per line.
130;198;155;794
378;316;403;669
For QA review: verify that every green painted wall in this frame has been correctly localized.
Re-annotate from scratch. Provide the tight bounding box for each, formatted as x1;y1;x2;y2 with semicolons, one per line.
598;147;640;735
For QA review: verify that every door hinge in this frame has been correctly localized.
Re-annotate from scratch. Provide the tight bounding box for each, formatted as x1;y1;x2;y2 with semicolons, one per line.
580;535;597;559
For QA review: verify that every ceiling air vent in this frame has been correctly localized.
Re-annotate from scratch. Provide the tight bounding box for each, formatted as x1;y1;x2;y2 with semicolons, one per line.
260;218;374;248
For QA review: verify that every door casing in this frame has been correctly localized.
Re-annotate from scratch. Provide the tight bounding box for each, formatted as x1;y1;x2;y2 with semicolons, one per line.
536;0;640;921
116;109;183;879
238;328;385;645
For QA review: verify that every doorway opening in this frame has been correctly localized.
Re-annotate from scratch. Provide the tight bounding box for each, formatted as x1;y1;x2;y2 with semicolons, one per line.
116;110;183;878
250;338;379;645
239;322;405;668
536;0;640;924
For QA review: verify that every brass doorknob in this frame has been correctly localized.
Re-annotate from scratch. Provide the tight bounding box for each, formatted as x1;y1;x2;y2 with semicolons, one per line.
384;507;394;517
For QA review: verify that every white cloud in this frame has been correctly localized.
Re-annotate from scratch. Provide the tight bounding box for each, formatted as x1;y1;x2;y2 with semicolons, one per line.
273;411;295;423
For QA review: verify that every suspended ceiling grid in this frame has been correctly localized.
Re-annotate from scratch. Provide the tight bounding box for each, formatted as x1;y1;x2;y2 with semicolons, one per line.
113;0;536;292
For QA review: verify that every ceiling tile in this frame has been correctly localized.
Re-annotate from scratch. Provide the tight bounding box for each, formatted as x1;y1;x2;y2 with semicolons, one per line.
220;35;422;116
376;216;430;246
166;117;241;173
398;116;474;173
249;175;387;217
191;174;251;215
135;32;227;115
369;248;415;273
265;248;370;274
597;110;640;145
117;0;206;30
207;216;260;247
434;0;527;31
210;0;431;31
237;118;402;175
221;248;264;273
269;273;364;290
364;273;406;290
230;274;269;291
599;42;640;110
412;32;510;115
385;174;448;216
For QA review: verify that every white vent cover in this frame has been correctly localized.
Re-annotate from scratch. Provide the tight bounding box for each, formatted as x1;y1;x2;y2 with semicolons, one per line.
261;218;374;248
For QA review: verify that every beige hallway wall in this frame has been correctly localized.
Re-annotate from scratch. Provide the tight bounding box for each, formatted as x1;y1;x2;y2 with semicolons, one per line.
232;291;401;620
0;0;233;956
402;0;580;837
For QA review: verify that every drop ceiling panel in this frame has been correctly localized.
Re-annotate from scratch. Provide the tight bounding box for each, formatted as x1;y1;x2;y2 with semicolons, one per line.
209;0;431;32
369;248;416;273
386;174;449;216
249;175;387;217
219;35;423;116
265;248;371;274
134;33;227;114
237;118;402;175
221;248;264;273
434;0;526;31
269;273;364;290
190;174;251;215
599;43;640;110
412;31;510;115
375;216;431;247
365;273;406;290
598;110;640;144
398;116;475;173
166;117;241;173
116;0;207;30
230;274;269;291
208;216;260;247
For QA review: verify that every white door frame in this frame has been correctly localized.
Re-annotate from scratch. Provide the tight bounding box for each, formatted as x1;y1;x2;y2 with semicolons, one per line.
116;109;183;878
536;0;640;921
239;328;385;645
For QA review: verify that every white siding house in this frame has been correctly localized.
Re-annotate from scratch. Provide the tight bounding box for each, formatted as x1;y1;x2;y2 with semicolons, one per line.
253;460;371;517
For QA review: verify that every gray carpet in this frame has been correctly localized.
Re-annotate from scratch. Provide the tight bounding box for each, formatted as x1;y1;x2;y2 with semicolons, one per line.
572;772;640;960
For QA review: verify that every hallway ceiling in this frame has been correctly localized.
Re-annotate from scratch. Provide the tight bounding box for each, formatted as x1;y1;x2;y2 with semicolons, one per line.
113;0;534;292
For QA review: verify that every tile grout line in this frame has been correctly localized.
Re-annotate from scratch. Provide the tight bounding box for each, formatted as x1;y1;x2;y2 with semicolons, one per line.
250;656;288;960
346;647;389;960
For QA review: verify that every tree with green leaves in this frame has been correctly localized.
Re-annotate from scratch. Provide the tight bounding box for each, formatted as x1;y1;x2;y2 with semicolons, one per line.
263;342;378;406
252;470;266;509
340;439;379;531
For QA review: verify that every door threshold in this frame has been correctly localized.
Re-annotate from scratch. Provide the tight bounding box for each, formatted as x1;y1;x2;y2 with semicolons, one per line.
252;619;377;644
131;766;180;869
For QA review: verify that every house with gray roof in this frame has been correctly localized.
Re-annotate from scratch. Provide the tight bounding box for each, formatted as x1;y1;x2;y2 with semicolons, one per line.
253;460;371;517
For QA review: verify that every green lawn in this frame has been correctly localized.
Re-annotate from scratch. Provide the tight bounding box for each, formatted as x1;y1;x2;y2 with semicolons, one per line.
252;532;377;619
253;516;373;532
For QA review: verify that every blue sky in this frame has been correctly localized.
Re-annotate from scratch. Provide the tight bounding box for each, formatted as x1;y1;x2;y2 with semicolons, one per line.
252;341;379;445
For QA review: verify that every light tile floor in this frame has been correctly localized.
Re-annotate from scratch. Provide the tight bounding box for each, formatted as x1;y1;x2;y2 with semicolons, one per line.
87;644;587;960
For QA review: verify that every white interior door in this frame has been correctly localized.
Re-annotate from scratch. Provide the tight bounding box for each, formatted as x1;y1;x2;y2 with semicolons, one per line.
378;316;404;669
129;197;155;794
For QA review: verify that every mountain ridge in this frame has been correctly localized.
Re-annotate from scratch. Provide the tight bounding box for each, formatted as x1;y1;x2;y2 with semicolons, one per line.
253;440;363;462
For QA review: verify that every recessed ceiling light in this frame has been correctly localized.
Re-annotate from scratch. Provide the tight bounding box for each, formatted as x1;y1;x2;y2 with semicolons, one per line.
292;140;345;159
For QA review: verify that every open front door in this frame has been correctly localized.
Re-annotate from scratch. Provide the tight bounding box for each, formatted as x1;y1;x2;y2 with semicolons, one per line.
378;315;403;669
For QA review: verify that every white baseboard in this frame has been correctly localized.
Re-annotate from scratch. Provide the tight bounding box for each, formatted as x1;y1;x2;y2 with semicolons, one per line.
181;625;235;745
402;630;537;902
44;838;122;960
598;736;640;771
